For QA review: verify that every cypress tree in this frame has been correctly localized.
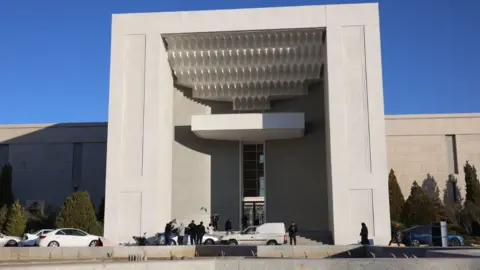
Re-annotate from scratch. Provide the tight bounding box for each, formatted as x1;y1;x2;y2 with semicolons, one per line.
401;181;436;227
4;200;27;236
55;191;98;234
0;164;14;207
388;169;405;221
464;162;480;205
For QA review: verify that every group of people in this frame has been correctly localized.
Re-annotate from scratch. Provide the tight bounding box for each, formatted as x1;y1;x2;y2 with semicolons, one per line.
163;220;208;245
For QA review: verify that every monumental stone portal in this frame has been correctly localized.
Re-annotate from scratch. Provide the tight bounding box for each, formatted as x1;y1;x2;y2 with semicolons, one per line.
104;3;390;245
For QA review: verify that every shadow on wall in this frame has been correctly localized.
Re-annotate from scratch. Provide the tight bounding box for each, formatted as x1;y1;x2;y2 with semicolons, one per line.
0;123;107;211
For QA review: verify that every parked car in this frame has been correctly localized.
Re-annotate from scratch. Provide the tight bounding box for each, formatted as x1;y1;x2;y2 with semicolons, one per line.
21;229;54;246
0;233;22;247
37;228;101;247
156;232;220;245
221;222;287;245
400;225;464;246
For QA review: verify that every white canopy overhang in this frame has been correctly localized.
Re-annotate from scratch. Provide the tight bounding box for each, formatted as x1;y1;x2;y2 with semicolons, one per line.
191;113;304;141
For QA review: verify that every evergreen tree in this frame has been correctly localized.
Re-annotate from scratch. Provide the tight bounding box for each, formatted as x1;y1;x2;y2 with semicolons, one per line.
388;169;405;221
97;197;105;223
4;200;27;236
464;162;480;205
0;164;14;207
0;205;8;232
55;191;98;234
400;181;436;227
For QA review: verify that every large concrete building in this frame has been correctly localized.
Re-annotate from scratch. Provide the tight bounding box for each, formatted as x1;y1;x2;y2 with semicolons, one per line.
0;3;478;246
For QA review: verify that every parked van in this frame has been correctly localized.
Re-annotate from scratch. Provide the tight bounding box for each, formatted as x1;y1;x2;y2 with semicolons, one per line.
221;222;287;245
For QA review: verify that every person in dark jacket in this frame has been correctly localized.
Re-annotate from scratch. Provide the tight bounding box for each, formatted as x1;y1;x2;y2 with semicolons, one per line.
360;223;370;245
196;221;206;245
188;220;197;245
211;212;220;231
388;222;400;246
225;218;233;235
242;215;248;230
288;221;298;245
164;222;173;246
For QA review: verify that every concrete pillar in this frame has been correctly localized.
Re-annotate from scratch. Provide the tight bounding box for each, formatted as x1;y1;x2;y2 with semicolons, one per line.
324;4;390;245
104;30;174;244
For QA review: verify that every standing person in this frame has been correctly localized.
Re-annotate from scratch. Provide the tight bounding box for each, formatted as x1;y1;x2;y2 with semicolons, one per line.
388;222;401;246
225;218;232;235
211;212;220;231
288;221;298;246
188;220;197;245
164;222;172;246
242;214;248;230
360;223;370;245
177;223;185;245
197;221;206;245
207;223;214;235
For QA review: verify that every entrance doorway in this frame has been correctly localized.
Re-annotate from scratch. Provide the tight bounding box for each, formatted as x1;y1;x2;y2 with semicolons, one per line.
242;200;265;229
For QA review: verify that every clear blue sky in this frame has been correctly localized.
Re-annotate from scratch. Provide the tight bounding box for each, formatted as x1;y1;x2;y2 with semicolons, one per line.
0;0;478;124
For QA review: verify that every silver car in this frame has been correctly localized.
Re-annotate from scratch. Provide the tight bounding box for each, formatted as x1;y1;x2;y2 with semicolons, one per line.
0;233;22;247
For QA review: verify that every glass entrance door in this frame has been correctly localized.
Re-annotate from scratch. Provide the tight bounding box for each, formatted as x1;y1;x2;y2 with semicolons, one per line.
242;201;265;229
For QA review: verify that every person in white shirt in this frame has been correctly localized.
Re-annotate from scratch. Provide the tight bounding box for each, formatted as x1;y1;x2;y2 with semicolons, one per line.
207;223;214;235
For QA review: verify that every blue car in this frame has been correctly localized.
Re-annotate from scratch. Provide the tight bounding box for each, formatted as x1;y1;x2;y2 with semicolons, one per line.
400;225;464;246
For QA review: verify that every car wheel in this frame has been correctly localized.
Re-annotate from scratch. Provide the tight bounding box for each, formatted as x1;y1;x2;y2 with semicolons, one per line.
228;239;238;246
204;239;214;245
170;240;177;245
410;239;420;247
89;240;97;247
48;241;60;247
266;240;277;245
5;240;17;247
449;238;461;246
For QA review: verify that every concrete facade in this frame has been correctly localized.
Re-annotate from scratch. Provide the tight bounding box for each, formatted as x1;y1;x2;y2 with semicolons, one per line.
104;3;389;245
0;114;480;243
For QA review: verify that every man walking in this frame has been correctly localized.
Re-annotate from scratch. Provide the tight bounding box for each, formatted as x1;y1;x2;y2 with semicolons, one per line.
164;222;173;246
197;221;206;245
211;212;220;231
178;223;185;245
388;222;401;246
288;221;298;246
225;218;232;235
188;220;197;245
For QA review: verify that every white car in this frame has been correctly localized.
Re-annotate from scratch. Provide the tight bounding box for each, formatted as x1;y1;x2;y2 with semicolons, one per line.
0;233;22;247
21;229;54;246
37;228;101;247
221;222;287;245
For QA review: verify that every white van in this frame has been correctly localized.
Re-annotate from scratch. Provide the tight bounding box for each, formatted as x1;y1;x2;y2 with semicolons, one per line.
221;222;287;245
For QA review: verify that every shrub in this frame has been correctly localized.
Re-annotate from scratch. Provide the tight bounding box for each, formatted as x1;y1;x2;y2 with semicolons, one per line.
388;169;405;221
55;191;98;234
0;164;14;207
4;200;27;236
401;181;436;227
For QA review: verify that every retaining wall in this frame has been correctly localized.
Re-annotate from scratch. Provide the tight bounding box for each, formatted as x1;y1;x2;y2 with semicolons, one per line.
2;258;480;270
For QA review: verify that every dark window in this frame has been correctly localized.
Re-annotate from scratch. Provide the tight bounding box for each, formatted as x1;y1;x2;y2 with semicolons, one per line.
56;230;67;235
242;144;264;197
70;229;87;236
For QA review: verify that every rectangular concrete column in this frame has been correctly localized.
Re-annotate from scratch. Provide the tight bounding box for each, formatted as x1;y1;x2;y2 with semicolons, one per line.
324;4;390;245
104;29;173;244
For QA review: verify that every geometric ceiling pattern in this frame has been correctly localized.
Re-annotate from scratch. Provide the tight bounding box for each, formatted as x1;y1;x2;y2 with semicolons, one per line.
163;28;325;111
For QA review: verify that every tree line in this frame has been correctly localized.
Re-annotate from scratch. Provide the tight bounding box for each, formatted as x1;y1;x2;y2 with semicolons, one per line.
389;161;480;236
0;163;105;236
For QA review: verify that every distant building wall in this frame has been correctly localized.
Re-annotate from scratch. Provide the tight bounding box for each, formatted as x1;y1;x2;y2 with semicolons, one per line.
0;113;479;212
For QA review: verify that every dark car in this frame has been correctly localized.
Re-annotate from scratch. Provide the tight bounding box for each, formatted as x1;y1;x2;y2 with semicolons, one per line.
400;225;464;247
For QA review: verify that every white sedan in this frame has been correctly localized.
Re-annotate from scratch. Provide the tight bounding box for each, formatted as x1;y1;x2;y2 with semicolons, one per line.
37;228;101;247
21;229;54;246
0;233;22;247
